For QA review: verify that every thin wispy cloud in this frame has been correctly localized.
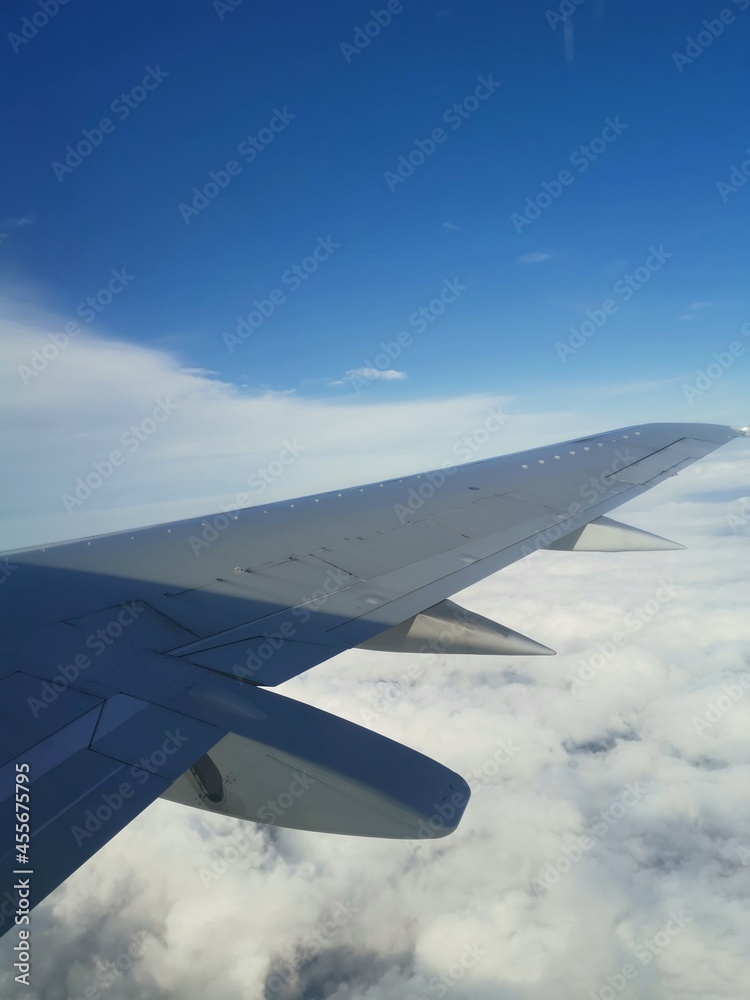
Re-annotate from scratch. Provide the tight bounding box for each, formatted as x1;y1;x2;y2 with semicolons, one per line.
518;251;551;264
442;221;461;230
0;216;33;244
681;301;713;320
0;216;33;229
564;17;575;61
596;376;682;396
349;367;406;380
329;367;408;387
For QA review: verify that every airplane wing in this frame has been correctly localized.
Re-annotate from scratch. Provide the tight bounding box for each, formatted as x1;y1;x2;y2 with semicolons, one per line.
0;421;746;932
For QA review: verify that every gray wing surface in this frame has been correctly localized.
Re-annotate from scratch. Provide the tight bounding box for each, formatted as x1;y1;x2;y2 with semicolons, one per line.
0;421;746;930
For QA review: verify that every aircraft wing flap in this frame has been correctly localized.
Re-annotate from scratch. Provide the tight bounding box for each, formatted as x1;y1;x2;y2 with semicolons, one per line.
429;493;558;538
312;519;465;577
605;437;718;485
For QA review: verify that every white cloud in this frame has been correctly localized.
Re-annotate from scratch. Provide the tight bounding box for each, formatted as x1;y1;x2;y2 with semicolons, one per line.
0;215;33;229
597;376;683;396
518;251;551;264
441;221;461;230
327;366;407;390
347;367;406;381
564;17;575;61
2;307;750;999
0;312;531;547
682;301;713;319
327;366;407;387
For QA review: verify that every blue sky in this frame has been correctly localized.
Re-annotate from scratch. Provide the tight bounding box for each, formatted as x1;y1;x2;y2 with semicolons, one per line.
3;0;750;411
